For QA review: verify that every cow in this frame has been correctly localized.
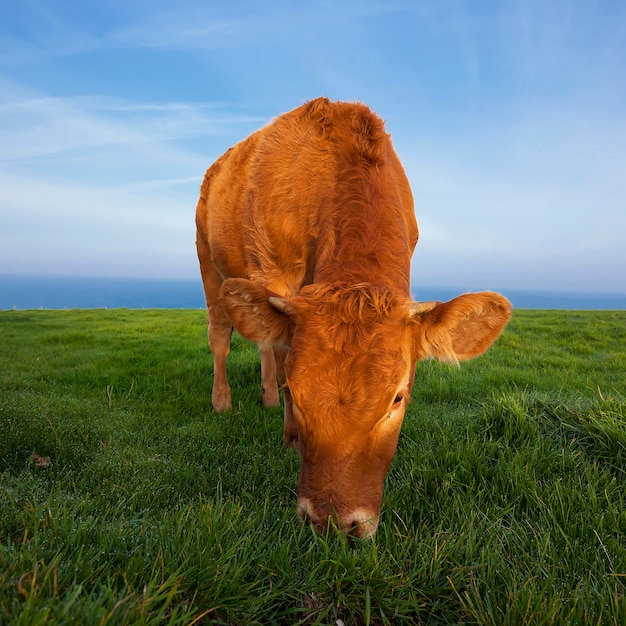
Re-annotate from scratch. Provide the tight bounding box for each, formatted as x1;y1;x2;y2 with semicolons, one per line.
195;97;511;538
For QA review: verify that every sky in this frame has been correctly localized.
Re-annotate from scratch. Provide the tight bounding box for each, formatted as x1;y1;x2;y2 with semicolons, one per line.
1;0;625;295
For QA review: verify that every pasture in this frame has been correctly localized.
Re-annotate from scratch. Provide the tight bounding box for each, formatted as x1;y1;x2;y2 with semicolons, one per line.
1;308;625;625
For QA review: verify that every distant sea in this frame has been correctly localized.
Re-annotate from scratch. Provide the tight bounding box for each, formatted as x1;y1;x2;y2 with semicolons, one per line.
1;275;626;311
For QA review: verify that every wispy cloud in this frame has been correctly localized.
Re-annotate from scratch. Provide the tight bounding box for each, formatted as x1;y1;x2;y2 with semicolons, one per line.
0;75;264;278
0;77;264;163
0;167;199;278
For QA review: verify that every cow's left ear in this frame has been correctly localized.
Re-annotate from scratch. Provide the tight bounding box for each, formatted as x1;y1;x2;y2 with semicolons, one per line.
218;278;294;348
410;292;511;364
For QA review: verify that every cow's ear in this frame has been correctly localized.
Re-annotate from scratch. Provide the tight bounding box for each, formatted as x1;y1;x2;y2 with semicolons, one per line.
218;278;294;348
411;292;511;364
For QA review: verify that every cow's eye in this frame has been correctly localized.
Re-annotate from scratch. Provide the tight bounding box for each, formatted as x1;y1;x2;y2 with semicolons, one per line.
393;394;403;407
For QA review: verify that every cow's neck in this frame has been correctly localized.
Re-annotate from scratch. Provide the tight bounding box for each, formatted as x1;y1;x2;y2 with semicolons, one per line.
313;171;413;296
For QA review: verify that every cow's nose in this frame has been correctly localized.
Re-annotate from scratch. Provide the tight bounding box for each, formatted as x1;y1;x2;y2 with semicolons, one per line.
297;498;379;538
344;509;379;539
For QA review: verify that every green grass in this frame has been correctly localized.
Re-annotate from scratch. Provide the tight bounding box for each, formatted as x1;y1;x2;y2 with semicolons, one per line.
1;308;625;625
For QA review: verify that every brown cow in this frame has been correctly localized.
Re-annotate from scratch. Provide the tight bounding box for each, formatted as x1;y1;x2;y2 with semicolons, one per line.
195;97;511;538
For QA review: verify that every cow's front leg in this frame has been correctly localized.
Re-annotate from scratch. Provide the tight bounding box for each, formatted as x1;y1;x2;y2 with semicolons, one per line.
197;232;233;413
260;345;280;408
208;305;233;412
275;348;298;447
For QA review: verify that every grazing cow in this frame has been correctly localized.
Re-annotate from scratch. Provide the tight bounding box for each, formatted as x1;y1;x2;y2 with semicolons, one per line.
195;97;511;538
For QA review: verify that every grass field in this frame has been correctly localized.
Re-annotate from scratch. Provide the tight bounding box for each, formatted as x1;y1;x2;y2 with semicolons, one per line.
1;308;625;625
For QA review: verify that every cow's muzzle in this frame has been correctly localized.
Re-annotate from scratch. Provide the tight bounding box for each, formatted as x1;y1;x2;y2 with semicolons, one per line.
297;497;379;539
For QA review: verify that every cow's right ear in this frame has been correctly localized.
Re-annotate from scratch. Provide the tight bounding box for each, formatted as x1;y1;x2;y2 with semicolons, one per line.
218;278;294;348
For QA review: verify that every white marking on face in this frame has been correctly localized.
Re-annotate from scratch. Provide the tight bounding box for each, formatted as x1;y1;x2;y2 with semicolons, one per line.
346;508;380;538
297;497;379;538
297;497;313;520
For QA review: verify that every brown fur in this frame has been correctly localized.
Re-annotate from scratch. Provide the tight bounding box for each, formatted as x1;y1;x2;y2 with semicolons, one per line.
196;98;511;537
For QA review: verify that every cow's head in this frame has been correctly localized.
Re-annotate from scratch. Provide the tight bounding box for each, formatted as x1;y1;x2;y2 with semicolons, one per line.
219;279;511;537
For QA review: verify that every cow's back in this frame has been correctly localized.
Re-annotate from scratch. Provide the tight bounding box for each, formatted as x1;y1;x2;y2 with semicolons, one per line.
196;97;417;297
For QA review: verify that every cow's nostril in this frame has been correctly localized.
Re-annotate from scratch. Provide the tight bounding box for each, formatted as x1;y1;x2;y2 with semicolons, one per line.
347;517;366;538
345;510;379;539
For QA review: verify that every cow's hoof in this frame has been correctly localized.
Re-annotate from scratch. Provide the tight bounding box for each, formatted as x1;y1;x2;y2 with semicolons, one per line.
212;394;232;413
261;386;280;408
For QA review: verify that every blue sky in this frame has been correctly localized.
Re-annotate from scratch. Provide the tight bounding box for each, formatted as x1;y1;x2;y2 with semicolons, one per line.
1;1;625;295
